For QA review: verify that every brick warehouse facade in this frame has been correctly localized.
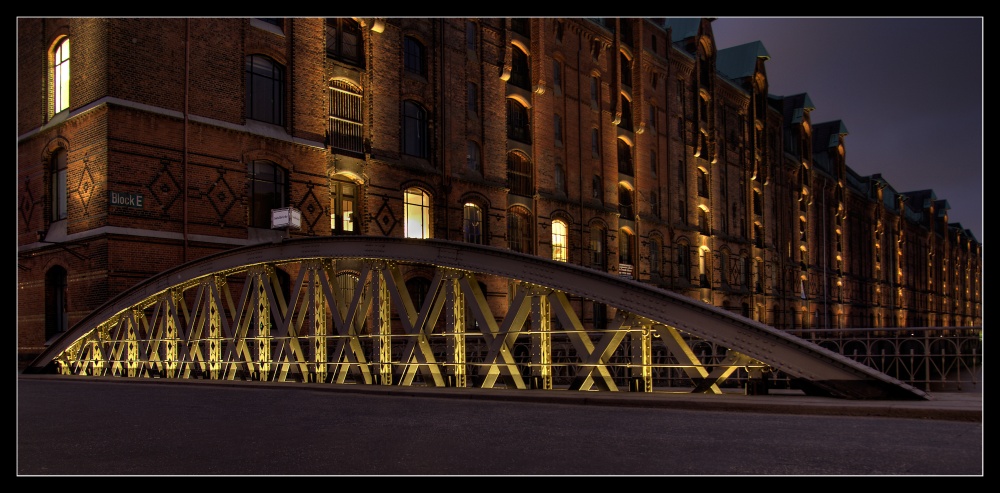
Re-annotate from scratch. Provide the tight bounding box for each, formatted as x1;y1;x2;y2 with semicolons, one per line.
17;17;982;364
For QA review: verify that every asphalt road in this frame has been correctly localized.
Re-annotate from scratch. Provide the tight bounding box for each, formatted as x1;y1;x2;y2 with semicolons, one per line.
17;376;983;476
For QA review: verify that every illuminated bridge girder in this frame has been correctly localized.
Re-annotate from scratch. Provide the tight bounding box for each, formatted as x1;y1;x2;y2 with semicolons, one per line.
27;237;929;400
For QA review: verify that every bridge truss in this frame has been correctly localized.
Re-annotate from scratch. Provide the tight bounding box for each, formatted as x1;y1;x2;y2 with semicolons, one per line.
26;237;928;400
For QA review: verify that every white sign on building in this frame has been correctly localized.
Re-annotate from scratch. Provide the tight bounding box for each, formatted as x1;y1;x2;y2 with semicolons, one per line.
271;207;302;230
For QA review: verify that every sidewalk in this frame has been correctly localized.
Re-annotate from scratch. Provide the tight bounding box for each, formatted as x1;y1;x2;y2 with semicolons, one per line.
17;372;983;423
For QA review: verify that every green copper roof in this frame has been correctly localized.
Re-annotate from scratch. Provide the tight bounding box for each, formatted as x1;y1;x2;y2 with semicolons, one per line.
716;41;770;80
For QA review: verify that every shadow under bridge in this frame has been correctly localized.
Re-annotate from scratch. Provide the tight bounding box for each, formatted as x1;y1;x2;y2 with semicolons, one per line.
26;236;928;400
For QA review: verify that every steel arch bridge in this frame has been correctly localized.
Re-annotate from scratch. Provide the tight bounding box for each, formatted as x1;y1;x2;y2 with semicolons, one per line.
25;236;928;400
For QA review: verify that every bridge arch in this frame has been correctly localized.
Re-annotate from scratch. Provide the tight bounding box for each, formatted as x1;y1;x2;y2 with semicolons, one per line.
26;236;926;400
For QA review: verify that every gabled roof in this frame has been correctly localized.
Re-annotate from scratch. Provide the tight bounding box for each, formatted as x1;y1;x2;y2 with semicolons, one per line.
781;93;816;124
716;41;770;80
661;18;702;43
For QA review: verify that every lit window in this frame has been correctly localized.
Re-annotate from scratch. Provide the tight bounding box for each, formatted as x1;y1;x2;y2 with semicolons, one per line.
404;188;431;239
463;203;485;244
245;55;285;126
52;37;70;115
552;219;568;262
330;179;357;234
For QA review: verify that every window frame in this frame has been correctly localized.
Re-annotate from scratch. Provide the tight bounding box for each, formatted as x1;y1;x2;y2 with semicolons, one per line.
551;219;568;262
463;202;486;244
248;160;288;229
50;148;67;222
404;36;426;77
245;54;286;126
403;100;429;158
51;37;70;115
404;187;431;239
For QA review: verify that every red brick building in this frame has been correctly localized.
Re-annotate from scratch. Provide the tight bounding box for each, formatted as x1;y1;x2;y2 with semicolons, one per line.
17;17;982;364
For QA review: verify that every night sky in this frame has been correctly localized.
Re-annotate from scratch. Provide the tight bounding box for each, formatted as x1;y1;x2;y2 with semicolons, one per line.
710;17;983;244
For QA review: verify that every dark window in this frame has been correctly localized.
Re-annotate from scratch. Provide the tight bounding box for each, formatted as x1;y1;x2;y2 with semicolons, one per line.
590;224;606;270
330;179;358;235
466;20;477;51
753;189;762;215
510;18;530;37
257;18;284;30
510;46;530;90
649;191;658;218
248;160;288;228
591;128;600;156
506;99;531;144
648;103;656;130
649;238;661;275
326;18;362;66
697;168;709;197
404;36;426;76
618;229;635;266
467;82;478;116
618;184;634;218
403;100;428;158
649;150;657;175
699;208;709;234
552;59;562;91
507;206;532;254
619;95;633;132
592;175;603;201
406;277;432;312
554;162;566;194
463;203;485;244
44;266;68;341
554;113;562;145
590;77;599;106
617;139;633;175
677;244;690;280
50;148;67;221
245;55;285;126
593;302;607;330
507;152;533;197
620;53;632;88
467;140;482;174
328;80;363;154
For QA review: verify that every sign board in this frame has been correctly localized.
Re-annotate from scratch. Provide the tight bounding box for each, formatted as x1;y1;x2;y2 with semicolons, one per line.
618;263;634;279
271;207;301;229
109;191;144;209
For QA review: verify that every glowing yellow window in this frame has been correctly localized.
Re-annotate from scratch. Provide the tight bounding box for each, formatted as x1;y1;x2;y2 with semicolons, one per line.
552;219;568;262
404;188;430;239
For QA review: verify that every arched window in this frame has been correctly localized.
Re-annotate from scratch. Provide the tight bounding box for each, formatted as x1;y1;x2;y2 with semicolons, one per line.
618;184;634;219
697;168;709;197
404;188;431;239
466;140;481;174
335;272;359;307
50;148;67;221
403;100;428;158
618;94;633;132
554;161;566;195
506;99;531;144
510;45;530;90
620;53;632;87
551;219;568;262
45;266;68;341
649;236;661;276
51;37;70;115
617;139;633;175
328;80;363;154
245;55;285;125
404;36;426;76
463;202;485;244
590;223;606;270
248;160;287;228
507;151;533;197
677;242;690;281
618;228;635;268
325;18;363;66
507;206;532;254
